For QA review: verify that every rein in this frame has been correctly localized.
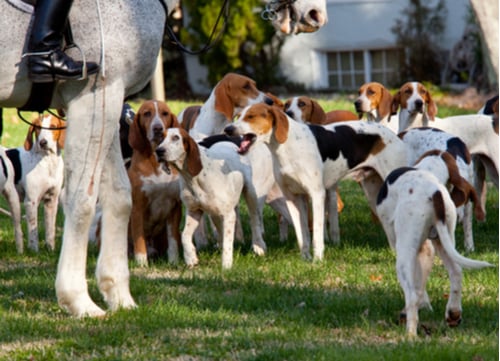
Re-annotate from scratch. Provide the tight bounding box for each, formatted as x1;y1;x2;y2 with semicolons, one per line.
17;109;67;130
261;0;297;21
159;0;231;55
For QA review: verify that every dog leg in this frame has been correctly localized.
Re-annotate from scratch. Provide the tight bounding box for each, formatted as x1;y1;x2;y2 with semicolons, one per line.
221;210;236;269
432;240;463;328
43;193;59;251
284;193;311;260
326;185;340;244
242;184;267;256
416;239;434;310
25;197;39;252
310;189;326;261
2;184;23;253
167;201;182;264
461;203;474;252
182;211;202;267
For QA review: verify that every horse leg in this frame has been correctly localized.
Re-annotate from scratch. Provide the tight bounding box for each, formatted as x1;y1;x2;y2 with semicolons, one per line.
96;128;136;311
55;88;130;317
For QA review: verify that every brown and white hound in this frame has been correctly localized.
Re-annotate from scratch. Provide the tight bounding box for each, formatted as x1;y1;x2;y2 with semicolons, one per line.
376;150;491;337
284;95;358;125
155;128;267;269
7;114;65;252
127;100;182;266
354;82;399;133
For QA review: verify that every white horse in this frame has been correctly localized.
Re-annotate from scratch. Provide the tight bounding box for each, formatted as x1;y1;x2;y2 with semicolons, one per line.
0;0;327;317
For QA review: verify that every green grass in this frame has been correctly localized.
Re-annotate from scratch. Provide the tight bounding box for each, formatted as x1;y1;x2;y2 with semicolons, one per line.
0;100;497;360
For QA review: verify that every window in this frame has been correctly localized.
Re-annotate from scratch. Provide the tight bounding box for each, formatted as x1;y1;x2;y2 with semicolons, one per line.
326;48;402;91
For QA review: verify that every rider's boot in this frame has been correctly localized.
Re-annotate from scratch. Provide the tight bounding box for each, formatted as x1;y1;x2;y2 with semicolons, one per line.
26;0;99;83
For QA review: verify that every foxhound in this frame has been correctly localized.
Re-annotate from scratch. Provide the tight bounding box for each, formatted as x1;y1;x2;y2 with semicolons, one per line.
284;95;358;125
399;127;484;251
354;82;399;133
283;95;358;240
0;146;23;252
225;103;408;259
376;150;491;336
392;81;499;213
127;100;182;266
6;114;65;252
155;128;267;269
186;72;272;141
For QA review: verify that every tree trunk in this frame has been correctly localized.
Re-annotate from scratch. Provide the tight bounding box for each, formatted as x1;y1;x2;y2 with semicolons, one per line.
469;0;499;86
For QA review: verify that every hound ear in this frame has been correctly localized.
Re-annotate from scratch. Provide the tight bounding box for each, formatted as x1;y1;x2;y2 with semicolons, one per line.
185;133;203;176
57;122;66;150
24;124;36;151
310;99;326;124
271;107;289;144
378;86;393;119
391;91;401;115
426;91;438;121
214;82;234;121
128;112;151;155
170;113;181;129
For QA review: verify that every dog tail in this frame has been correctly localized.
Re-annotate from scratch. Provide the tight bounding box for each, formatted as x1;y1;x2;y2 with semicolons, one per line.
433;191;493;269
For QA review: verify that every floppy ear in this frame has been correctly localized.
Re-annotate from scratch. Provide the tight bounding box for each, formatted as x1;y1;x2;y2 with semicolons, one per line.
391;91;401;115
184;132;203;176
310;99;326;124
378;86;393;120
214;82;234;120
425;91;438;121
169;113;181;129
128;112;152;155
271;107;289;144
442;152;485;221
57;121;66;150
24;123;36;151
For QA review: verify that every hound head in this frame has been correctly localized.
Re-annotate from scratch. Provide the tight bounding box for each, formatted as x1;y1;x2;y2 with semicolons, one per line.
224;103;289;154
392;82;438;132
265;0;327;35
214;73;272;120
284;96;326;124
155;127;202;177
129;100;179;156
354;82;393;122
24;113;66;154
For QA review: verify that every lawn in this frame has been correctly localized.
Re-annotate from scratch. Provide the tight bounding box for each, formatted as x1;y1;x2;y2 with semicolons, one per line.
0;99;498;361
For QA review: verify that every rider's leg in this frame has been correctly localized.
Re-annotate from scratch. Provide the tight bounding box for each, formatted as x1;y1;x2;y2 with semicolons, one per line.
26;0;99;83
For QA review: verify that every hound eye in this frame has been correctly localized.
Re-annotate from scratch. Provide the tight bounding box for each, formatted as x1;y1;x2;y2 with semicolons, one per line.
172;134;180;141
284;102;291;110
243;82;251;90
298;101;305;107
367;89;375;96
143;111;151;117
404;88;412;95
162;111;169;117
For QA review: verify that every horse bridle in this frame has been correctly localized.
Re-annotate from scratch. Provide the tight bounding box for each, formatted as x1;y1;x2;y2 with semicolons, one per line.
160;0;231;55
261;0;298;22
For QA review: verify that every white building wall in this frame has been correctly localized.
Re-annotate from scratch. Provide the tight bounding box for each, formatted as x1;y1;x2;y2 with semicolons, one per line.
279;0;471;89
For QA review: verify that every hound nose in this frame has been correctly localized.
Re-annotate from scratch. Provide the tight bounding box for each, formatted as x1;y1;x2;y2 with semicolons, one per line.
264;96;274;106
39;139;48;148
305;8;326;28
155;147;165;160
414;99;424;111
354;100;362;112
153;124;164;135
285;110;294;118
224;125;235;136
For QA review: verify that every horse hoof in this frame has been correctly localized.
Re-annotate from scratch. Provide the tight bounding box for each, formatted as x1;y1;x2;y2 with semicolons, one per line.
446;310;462;327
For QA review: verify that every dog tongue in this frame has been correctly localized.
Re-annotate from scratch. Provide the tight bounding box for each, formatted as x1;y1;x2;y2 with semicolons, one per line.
238;139;251;154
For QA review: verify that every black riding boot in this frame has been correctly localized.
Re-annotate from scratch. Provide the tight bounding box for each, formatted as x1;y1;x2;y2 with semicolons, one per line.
27;0;99;83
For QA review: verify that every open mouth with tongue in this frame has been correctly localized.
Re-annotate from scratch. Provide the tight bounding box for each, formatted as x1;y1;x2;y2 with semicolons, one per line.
238;133;257;154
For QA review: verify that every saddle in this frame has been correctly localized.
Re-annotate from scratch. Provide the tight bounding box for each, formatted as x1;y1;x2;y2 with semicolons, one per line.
9;0;76;113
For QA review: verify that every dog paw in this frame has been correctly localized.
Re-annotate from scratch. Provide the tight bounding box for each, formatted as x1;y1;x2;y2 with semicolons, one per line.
446;309;462;327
